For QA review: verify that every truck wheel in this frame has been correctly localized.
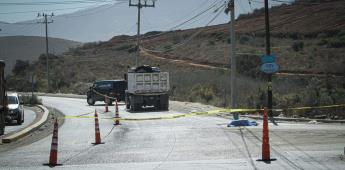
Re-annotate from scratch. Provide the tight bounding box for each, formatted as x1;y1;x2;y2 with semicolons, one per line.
126;100;130;110
0;127;4;135
17;114;22;125
87;98;95;105
134;104;142;111
154;100;161;110
161;100;169;111
105;99;112;106
21;112;24;123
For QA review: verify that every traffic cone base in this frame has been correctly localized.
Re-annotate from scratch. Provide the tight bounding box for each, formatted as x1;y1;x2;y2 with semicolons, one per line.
114;116;121;126
43;163;63;167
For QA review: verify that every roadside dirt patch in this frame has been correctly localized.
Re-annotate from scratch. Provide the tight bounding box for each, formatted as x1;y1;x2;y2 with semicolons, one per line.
169;101;220;114
0;106;64;153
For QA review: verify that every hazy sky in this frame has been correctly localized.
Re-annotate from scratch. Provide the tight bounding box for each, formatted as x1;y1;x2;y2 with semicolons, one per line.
0;0;290;42
0;0;289;23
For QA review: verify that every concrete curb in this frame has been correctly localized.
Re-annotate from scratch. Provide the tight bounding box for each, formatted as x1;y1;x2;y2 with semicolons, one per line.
2;105;49;143
241;115;345;123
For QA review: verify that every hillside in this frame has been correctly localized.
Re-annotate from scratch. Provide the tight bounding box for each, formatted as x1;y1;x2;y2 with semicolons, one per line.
9;0;345;118
0;36;81;74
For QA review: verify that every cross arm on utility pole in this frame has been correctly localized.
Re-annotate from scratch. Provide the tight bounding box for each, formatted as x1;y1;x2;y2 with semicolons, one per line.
129;0;156;7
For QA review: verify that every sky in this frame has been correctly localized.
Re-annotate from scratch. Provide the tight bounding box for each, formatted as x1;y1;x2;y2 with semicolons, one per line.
0;0;118;23
0;0;289;23
0;0;292;42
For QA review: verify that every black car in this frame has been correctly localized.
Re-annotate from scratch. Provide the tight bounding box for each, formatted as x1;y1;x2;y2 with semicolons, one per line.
86;80;127;105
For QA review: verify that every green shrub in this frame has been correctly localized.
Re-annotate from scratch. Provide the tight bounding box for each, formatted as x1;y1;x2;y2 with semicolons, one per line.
326;39;345;48
317;39;328;46
292;41;304;51
208;41;215;46
19;94;42;106
239;35;251;44
114;44;134;51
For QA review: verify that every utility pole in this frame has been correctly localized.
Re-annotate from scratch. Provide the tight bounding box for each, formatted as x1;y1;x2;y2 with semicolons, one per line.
129;0;156;67
226;0;238;120
37;13;54;92
264;0;275;124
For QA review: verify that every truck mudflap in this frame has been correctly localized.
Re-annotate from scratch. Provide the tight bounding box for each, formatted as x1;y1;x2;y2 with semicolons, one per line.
127;93;169;111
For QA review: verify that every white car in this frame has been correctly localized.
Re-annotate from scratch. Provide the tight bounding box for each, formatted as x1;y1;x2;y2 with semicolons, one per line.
6;93;24;125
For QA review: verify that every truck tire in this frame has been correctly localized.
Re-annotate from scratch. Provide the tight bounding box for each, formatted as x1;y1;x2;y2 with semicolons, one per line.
160;95;169;111
21;112;24;123
154;100;161;110
105;99;112;106
0;127;4;135
126;100;130;110
134;104;142;111
130;102;141;112
17;114;22;125
87;97;95;105
161;102;169;111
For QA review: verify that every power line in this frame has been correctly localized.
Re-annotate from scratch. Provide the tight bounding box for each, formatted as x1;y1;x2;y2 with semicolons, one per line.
0;5;103;15
170;0;222;31
62;1;125;18
0;0;115;6
139;0;224;41
143;2;226;53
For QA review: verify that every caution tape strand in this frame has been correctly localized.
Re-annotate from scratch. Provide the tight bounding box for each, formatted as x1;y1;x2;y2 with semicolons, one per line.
63;103;345;121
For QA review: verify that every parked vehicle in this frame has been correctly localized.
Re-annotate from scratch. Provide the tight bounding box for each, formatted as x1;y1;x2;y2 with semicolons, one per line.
86;80;127;105
125;65;169;111
0;60;7;135
6;93;24;125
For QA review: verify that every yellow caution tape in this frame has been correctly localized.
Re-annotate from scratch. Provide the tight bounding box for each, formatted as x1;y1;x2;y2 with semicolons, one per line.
63;103;345;121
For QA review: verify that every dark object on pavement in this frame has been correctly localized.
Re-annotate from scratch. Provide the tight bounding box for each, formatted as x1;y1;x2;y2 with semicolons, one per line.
227;120;258;127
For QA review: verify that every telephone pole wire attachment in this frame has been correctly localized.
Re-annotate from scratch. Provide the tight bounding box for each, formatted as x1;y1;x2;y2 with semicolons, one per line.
129;0;156;67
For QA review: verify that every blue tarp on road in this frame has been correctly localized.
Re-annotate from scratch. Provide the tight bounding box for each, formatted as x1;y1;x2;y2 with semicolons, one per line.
227;120;258;127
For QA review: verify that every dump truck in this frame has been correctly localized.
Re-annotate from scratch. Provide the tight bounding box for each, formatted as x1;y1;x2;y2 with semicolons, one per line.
0;60;7;135
125;65;169;111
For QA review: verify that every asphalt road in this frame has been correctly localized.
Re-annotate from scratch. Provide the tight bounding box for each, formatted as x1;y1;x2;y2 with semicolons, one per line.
0;96;344;170
4;108;36;135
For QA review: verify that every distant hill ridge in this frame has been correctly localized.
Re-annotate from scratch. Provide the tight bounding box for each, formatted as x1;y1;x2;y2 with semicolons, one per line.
0;36;81;75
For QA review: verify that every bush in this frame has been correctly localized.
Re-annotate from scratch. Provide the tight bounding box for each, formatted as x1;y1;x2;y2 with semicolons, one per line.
326;39;345;48
292;41;304;51
239;35;251;44
208;41;215;46
19;94;42;106
114;44;134;51
317;39;328;46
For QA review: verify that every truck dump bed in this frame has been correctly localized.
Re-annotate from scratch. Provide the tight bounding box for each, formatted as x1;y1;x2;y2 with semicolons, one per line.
127;72;169;94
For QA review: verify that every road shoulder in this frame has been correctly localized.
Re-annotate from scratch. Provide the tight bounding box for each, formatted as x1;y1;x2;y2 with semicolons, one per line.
0;106;64;153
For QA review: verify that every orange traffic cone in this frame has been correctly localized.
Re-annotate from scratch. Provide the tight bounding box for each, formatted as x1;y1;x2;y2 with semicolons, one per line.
92;110;104;145
105;97;109;112
114;99;121;125
44;119;62;167
257;107;276;162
